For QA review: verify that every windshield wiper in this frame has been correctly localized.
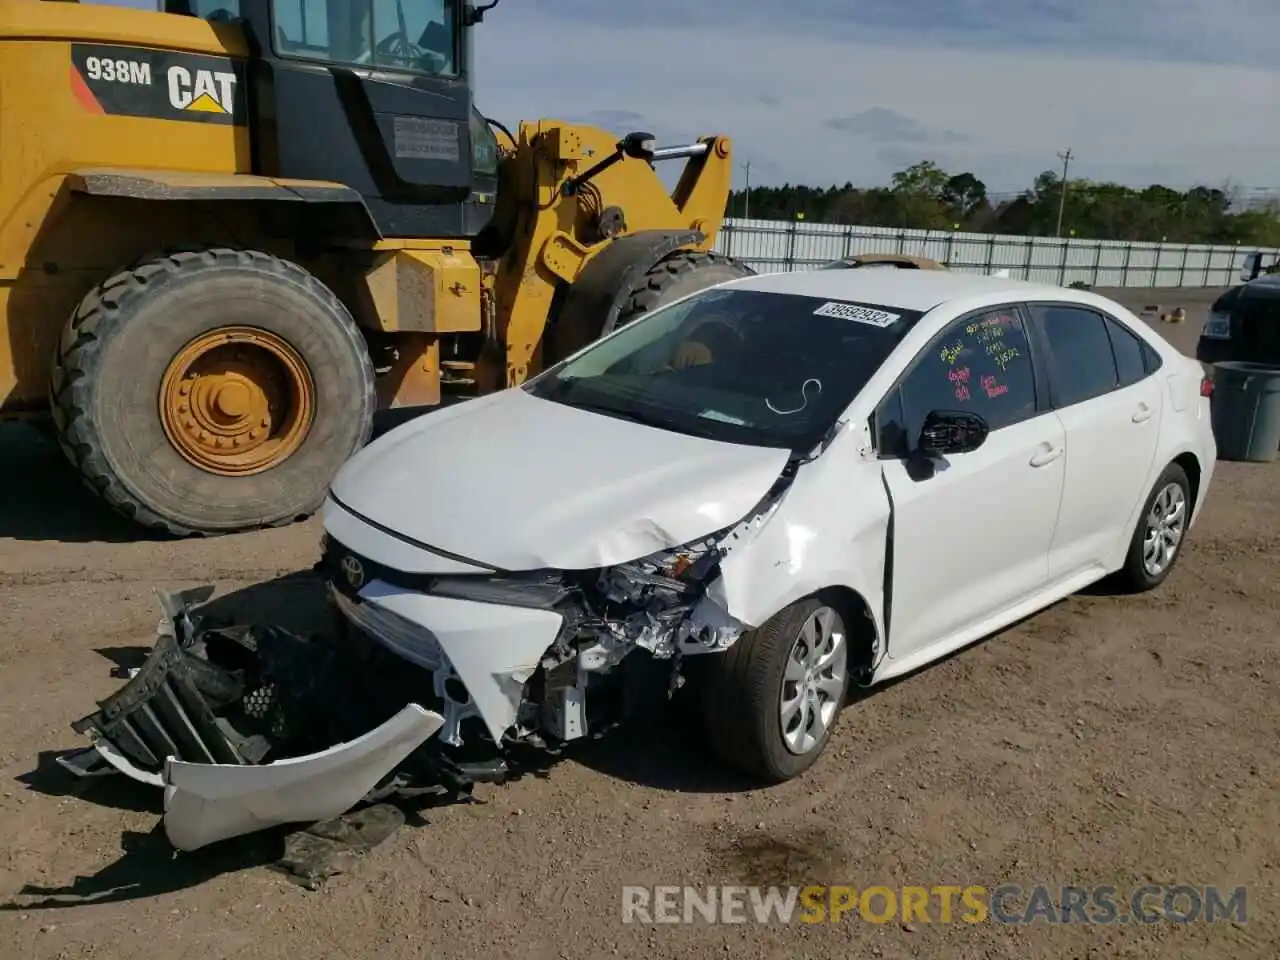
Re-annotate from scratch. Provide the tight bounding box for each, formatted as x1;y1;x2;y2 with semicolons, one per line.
562;395;713;437
573;399;675;429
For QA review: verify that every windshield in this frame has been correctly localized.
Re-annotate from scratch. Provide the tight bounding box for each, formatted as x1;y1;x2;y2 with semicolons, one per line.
524;287;923;452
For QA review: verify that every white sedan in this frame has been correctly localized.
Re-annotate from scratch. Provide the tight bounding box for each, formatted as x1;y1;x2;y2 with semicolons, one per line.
321;269;1215;777
59;269;1218;850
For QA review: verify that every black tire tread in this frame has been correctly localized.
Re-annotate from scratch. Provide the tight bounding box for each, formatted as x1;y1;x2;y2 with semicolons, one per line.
47;247;375;537
613;250;755;330
703;598;835;783
1110;461;1191;594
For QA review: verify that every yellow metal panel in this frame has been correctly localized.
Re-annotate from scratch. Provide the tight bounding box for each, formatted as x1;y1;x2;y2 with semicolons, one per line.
361;248;481;334
0;22;250;407
0;0;247;56
491;121;735;387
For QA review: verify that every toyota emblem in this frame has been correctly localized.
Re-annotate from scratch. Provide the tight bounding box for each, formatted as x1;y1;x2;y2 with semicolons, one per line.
340;555;365;590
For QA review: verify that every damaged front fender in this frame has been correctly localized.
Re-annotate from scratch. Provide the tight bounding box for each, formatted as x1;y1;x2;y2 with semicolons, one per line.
59;587;446;852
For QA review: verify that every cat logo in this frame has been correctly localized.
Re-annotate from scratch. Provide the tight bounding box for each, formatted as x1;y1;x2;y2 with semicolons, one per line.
166;64;237;114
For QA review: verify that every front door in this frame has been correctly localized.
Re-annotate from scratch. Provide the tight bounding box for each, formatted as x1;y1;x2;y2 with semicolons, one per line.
875;305;1065;662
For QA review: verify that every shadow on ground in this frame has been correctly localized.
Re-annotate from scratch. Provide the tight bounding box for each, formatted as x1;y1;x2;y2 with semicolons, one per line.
0;424;170;544
4;569;772;907
0;409;437;545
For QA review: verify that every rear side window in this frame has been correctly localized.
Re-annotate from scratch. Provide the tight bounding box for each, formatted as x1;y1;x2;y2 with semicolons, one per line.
1104;315;1151;388
1032;305;1119;408
1141;339;1162;374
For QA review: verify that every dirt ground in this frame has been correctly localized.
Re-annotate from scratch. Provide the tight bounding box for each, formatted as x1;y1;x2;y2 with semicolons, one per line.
1;287;1276;959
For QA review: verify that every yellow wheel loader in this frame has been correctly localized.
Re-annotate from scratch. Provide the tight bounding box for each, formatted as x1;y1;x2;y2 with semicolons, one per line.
0;0;751;535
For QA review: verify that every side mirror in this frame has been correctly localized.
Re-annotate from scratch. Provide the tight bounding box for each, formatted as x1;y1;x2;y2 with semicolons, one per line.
918;409;989;457
1241;252;1262;282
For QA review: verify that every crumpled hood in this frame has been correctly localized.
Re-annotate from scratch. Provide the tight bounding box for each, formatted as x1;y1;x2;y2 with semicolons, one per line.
328;388;791;571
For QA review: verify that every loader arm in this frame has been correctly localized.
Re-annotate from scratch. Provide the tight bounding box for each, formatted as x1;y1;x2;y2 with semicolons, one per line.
478;121;734;390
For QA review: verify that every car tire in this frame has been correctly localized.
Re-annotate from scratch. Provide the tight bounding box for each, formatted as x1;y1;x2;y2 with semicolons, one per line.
702;598;850;783
1111;462;1192;593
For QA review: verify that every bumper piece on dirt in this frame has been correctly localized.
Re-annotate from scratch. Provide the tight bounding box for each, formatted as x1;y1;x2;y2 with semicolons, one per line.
163;702;442;852
58;585;445;852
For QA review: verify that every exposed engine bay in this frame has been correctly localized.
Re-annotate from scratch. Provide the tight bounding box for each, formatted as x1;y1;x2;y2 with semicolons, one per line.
57;473;795;852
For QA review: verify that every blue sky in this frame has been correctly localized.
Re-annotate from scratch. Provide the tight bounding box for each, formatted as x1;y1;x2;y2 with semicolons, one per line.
95;0;1280;194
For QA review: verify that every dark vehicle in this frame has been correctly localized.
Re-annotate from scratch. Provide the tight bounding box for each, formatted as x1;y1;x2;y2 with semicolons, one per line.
1196;273;1280;366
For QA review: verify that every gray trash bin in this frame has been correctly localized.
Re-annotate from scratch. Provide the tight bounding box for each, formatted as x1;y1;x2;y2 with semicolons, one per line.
1210;361;1280;463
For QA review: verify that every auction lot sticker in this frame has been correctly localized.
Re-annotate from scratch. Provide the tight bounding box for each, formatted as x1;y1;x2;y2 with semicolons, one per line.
813;301;902;327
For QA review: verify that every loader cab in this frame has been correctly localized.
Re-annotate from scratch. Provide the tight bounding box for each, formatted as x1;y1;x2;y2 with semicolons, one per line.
166;0;499;238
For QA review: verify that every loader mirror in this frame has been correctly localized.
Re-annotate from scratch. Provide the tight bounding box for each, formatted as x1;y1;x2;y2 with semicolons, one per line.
620;132;657;161
464;0;501;26
1241;252;1262;282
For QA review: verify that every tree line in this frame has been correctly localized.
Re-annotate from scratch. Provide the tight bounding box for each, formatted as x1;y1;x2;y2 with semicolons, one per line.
725;161;1280;247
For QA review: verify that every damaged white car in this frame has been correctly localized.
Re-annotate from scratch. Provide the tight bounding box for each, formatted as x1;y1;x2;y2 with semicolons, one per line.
59;269;1217;851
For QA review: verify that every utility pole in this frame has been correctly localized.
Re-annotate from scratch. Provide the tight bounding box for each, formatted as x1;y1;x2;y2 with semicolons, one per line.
741;161;751;219
1055;148;1073;237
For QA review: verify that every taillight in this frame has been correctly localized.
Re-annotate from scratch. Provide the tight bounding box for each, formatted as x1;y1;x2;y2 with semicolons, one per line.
1200;376;1214;397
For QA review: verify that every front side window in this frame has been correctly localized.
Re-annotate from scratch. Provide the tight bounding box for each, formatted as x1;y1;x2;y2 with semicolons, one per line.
877;306;1038;456
524;288;924;451
272;0;458;75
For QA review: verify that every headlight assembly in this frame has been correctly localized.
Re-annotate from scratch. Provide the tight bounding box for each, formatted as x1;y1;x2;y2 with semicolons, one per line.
428;571;570;608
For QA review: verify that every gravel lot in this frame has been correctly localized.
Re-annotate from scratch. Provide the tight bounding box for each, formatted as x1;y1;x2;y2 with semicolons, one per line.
1;287;1275;959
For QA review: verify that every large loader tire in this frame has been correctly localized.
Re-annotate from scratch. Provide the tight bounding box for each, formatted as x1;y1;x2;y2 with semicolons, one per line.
49;248;376;536
610;250;755;334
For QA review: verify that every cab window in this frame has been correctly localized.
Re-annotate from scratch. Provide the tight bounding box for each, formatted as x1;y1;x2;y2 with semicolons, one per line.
271;0;458;75
185;0;241;20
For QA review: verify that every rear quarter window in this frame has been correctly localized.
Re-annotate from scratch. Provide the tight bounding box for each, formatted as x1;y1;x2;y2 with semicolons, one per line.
1104;315;1151;387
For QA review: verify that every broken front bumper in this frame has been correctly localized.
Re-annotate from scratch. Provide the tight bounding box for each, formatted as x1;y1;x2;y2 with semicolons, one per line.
58;586;447;852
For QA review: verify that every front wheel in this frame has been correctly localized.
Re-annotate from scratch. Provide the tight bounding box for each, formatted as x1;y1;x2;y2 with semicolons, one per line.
49;248;376;536
702;599;850;782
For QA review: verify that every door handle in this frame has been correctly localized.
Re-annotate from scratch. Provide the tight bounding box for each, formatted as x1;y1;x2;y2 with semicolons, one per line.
1132;403;1153;423
1029;446;1064;467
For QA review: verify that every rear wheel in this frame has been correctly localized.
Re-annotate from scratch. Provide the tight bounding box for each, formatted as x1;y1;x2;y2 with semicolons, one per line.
49;248;376;536
702;599;850;783
1111;462;1192;592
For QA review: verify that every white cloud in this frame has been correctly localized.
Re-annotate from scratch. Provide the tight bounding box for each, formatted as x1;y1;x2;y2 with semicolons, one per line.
475;0;1280;192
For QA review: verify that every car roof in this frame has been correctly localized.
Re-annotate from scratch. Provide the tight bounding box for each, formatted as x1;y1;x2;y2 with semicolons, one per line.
726;268;1074;313
1242;274;1280;299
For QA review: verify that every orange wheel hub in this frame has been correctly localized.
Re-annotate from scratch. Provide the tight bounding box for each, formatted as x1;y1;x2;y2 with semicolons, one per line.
159;326;315;476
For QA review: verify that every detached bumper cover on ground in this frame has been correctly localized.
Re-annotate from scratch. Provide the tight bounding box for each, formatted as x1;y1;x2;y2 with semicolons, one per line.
58;586;447;852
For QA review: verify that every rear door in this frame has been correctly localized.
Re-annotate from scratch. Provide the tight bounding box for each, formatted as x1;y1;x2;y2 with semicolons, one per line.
1027;303;1164;582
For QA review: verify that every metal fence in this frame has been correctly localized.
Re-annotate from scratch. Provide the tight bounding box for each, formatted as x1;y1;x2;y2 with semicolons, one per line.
714;217;1280;288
